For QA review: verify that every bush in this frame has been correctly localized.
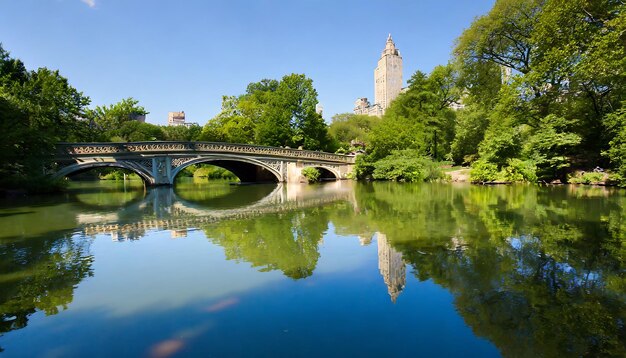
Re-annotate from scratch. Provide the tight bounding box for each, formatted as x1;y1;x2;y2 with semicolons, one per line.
302;167;321;183
193;165;238;180
99;170;140;181
470;160;499;183
567;172;606;185
498;159;537;182
370;150;444;182
354;154;375;180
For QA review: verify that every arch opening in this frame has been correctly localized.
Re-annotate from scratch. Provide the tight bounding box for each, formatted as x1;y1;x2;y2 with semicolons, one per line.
55;162;153;185
172;158;281;184
306;166;339;182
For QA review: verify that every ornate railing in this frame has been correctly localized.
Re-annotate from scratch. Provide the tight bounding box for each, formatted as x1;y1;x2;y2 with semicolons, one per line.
56;141;355;164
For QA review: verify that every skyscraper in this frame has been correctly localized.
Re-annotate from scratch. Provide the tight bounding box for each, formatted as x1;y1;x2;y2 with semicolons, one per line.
354;34;403;117
375;34;403;111
376;232;406;303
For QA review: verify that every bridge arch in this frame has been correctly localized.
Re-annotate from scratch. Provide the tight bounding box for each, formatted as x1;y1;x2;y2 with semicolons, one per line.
170;156;282;183
303;165;340;181
53;161;154;184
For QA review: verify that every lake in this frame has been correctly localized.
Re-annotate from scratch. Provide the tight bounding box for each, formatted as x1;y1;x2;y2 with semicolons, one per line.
0;179;624;357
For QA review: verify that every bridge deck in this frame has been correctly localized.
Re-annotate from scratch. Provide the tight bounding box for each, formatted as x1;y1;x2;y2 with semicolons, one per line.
56;141;355;164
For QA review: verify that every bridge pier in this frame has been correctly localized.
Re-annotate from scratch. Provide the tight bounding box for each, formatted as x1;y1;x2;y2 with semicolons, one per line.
152;157;173;186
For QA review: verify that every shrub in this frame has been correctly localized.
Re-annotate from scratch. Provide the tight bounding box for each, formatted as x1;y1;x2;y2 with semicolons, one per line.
567;172;606;185
470;160;499;183
498;159;537;182
370;150;444;182
193;165;238;180
354;154;375;180
302;167;321;183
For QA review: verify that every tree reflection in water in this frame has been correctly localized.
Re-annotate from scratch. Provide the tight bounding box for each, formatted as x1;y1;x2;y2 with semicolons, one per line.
0;233;93;349
0;181;624;356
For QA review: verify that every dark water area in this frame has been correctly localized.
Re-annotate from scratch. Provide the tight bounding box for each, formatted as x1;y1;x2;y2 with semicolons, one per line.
0;179;624;357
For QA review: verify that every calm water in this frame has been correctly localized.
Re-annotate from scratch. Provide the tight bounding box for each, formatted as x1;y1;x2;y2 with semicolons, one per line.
0;179;624;357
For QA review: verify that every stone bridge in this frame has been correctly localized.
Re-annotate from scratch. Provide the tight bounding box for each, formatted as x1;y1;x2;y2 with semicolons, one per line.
53;141;356;185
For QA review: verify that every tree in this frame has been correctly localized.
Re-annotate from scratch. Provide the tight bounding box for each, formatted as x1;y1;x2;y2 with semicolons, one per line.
455;0;626;179
88;97;148;133
201;74;333;151
162;124;202;141
0;44;92;190
328;113;377;149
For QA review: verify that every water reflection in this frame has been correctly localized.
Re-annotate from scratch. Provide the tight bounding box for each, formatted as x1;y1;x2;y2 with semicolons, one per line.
0;181;624;356
376;233;406;303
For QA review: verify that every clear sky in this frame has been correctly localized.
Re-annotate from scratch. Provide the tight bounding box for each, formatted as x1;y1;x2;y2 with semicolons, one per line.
0;0;495;125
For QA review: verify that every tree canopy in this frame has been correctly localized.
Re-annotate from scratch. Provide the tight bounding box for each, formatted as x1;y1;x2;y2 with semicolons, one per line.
201;74;333;151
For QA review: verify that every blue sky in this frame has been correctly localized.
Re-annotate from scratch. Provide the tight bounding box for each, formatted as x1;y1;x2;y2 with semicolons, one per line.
0;0;495;125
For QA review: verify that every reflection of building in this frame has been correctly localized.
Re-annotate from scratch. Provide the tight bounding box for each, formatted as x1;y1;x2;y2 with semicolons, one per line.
354;34;403;117
376;232;406;303
359;234;373;246
170;229;188;239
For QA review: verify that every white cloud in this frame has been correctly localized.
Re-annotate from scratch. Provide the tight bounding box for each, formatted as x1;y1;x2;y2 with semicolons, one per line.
81;0;96;8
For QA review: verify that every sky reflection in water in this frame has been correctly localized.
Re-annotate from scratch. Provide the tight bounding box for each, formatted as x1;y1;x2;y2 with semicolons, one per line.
0;180;624;357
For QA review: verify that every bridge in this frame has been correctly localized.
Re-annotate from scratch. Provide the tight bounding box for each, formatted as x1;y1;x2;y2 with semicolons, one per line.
53;141;356;185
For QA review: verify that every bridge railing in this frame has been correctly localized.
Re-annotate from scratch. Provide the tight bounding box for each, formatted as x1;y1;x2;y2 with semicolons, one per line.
56;141;356;164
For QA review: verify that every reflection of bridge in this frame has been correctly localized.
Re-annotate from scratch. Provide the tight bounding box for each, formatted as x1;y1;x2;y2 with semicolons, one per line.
81;182;356;237
53;141;355;185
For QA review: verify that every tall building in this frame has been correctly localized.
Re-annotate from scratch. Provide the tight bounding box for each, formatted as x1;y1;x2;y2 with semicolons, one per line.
376;232;406;303
168;111;186;126
354;34;403;117
168;111;198;127
375;34;403;110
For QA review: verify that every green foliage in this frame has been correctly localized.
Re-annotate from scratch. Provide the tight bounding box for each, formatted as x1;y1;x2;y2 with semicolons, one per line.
567;171;606;185
470;158;536;183
498;158;537;182
478;121;522;167
522;114;581;180
454;0;626;182
107;121;164;142
469;160;499;183
354;154;376;180
368;110;426;160
450;106;490;164
87;97;147;132
162;124;202;141
192;165;238;180
328;113;377;148
370;150;445;182
201;74;333;151
0;44;92;191
604;104;626;186
301;167;321;183
99;169;140;181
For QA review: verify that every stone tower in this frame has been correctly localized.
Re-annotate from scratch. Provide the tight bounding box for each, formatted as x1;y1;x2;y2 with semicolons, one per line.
354;34;403;116
374;34;403;112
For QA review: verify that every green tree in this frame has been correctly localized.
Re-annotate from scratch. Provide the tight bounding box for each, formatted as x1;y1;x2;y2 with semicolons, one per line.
328;113;377;148
162;124;202;141
0;44;92;190
88;97;148;133
201;74;333;151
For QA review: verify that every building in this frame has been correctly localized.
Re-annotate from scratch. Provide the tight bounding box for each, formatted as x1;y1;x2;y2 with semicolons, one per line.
315;103;324;116
130;113;146;123
168;111;198;127
354;34;403;117
168;111;186;126
376;232;406;303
